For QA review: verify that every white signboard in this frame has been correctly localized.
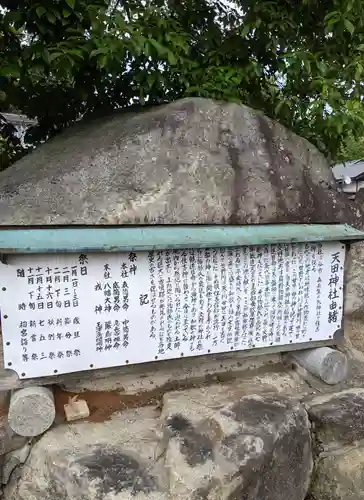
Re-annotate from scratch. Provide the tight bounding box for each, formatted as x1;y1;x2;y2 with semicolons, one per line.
0;242;345;379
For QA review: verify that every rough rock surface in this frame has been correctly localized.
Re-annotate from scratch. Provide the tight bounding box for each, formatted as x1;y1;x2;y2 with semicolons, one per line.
8;386;56;437
307;389;364;447
0;414;28;458
307;388;364;500
5;407;168;500
4;382;313;500
0;416;14;457
0;98;355;226
161;386;312;500
0;391;28;470
310;448;364;500
346;191;364;316
344;242;364;316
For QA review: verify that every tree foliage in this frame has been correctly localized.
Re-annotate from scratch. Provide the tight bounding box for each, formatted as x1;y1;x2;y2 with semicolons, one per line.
2;0;364;169
0;115;23;170
337;134;364;162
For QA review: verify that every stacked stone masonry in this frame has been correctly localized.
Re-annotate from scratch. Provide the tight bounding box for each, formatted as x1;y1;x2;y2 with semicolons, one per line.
0;363;361;500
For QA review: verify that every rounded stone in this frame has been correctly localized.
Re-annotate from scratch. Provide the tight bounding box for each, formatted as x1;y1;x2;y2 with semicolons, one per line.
8;387;55;437
0;98;356;227
293;347;348;385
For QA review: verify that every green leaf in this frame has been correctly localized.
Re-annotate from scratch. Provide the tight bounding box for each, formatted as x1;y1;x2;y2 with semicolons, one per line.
231;76;242;84
90;47;110;57
324;11;339;22
275;100;285;115
48;52;64;62
304;59;311;74
0;65;21;78
240;24;250;37
167;50;177;65
346;0;354;12
65;0;76;9
325;15;340;27
185;86;201;94
146;74;155;87
97;54;109;69
355;62;363;81
37;23;47;34
46;12;57;24
344;19;355;35
69;49;84;58
4;11;22;23
317;61;326;74
42;49;50;64
36;6;46;17
148;39;167;56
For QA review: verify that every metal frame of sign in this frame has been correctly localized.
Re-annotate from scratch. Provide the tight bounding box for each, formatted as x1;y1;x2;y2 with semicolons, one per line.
0;223;364;389
0;224;363;255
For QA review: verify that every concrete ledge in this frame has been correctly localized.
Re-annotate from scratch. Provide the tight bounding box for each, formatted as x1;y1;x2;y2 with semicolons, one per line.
0;351;283;394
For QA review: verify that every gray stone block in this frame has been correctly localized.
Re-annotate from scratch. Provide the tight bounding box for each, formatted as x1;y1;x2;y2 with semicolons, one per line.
292;347;348;385
8;387;55;437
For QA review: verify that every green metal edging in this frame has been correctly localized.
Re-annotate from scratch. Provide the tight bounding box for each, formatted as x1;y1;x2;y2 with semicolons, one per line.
0;224;363;254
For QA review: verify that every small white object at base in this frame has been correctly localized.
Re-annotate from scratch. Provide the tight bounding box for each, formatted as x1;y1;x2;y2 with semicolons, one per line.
64;397;90;422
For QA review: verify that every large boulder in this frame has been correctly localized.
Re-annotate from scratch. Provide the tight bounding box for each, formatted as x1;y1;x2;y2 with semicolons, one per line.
0;98;356;225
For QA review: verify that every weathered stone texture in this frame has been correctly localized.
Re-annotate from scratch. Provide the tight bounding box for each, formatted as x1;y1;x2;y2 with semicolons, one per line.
346;191;364;317
308;389;364;446
8;387;55;437
0;391;28;460
0;98;354;226
344;241;364;316
4;380;313;500
307;388;364;500
310;448;364;500
4;407;168;500
161;389;312;500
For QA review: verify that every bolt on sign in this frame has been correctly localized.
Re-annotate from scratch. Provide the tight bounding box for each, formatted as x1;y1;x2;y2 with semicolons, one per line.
0;225;363;380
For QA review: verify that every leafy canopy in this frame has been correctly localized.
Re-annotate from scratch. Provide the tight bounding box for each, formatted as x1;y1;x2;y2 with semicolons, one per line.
2;0;364;169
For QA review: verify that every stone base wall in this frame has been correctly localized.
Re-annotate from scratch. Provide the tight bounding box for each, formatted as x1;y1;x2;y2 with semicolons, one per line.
0;339;363;500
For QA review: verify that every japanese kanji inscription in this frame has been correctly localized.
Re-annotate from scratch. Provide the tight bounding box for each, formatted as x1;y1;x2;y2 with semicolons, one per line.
0;242;345;378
